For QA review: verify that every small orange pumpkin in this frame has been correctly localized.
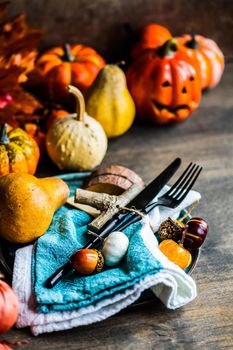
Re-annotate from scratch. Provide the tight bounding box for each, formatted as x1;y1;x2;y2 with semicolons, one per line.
159;239;192;269
131;23;172;59
46;109;69;131
23;123;46;154
37;44;105;103
127;38;202;125
0;124;40;176
177;34;224;89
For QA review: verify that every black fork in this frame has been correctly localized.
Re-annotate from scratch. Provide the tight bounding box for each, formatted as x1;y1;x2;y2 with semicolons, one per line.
111;162;202;232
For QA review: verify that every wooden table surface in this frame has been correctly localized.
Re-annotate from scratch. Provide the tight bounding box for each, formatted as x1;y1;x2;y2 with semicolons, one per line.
1;63;233;350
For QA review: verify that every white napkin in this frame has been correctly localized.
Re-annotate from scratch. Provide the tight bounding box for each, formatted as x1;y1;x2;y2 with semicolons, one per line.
13;187;201;336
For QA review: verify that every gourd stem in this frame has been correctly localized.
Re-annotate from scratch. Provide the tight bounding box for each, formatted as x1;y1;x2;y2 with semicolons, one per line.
0;124;9;145
67;85;85;122
157;38;178;57
63;44;73;62
185;35;199;49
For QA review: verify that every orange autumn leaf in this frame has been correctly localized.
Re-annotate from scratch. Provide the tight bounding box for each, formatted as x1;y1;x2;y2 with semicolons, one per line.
0;66;42;127
0;14;42;53
0;4;43;127
0;13;42;82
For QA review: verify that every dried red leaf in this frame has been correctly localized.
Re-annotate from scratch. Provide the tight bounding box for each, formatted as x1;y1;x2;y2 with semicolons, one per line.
0;94;12;109
0;339;30;349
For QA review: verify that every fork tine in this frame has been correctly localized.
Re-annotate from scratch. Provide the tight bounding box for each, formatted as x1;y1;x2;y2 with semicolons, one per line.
166;162;193;196
170;163;198;198
176;166;202;202
173;165;200;199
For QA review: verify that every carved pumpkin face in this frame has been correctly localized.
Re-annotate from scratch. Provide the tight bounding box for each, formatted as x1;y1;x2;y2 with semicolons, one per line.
177;34;224;89
127;39;202;125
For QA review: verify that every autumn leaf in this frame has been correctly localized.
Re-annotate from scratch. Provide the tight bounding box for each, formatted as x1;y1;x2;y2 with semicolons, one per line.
0;5;43;127
0;94;13;109
0;14;42;54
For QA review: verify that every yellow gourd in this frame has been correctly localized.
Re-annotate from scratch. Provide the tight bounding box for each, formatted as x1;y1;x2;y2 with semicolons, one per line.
46;85;108;171
86;64;136;138
0;173;69;243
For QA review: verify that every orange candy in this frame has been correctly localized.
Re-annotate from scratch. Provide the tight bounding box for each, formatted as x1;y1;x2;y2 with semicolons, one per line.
159;239;192;269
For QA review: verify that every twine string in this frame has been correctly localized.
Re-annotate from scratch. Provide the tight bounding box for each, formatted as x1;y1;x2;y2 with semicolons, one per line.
179;199;200;222
118;206;154;231
87;230;104;243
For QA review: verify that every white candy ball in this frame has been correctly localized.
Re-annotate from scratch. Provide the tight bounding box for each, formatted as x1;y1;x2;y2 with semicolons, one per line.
102;231;129;267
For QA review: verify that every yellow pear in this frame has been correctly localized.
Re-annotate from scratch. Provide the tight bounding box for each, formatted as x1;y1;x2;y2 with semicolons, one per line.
86;64;136;138
0;173;69;243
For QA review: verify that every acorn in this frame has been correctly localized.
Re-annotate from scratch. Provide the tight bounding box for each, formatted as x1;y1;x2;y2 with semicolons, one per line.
71;249;104;275
158;217;185;242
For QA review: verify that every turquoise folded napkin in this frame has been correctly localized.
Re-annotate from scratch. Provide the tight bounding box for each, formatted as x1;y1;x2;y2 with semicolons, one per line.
32;173;199;315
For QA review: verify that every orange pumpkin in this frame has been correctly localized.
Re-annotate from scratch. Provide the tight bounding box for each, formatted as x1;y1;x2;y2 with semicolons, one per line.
127;38;202;125
131;23;172;59
23;123;46;153
46;109;69;131
159;239;192;269
177;34;224;89
0;124;40;176
37;44;105;103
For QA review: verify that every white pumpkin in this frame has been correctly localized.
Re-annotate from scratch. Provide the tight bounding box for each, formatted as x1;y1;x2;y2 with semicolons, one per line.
46;85;108;171
102;231;129;267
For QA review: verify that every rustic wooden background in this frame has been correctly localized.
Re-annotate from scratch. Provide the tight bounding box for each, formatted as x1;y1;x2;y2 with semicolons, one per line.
7;0;233;61
0;1;233;349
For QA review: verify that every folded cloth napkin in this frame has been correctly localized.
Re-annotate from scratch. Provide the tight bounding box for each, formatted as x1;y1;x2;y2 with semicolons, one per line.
12;173;201;335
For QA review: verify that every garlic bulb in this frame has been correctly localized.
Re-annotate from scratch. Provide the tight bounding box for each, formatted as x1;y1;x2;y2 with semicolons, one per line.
102;231;129;267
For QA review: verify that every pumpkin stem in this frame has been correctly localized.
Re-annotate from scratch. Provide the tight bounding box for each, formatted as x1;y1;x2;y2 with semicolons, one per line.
63;44;74;62
115;60;126;67
157;38;178;57
0;124;9;145
67;85;85;122
185;35;199;49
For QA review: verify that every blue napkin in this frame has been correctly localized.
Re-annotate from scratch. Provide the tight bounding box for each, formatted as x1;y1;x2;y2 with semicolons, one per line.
33;173;163;313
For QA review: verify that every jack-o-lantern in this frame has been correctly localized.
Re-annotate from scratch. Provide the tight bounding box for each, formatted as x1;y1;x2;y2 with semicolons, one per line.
131;23;172;59
177;34;224;90
126;39;202;125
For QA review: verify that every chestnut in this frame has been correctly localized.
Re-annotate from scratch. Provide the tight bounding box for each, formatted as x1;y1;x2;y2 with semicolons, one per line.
71;249;104;275
183;217;208;250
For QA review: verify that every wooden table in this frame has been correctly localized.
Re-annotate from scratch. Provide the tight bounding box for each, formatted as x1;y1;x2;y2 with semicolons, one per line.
1;63;233;349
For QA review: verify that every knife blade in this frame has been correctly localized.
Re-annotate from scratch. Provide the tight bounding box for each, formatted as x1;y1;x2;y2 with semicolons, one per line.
45;157;181;288
128;157;182;208
85;157;182;247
